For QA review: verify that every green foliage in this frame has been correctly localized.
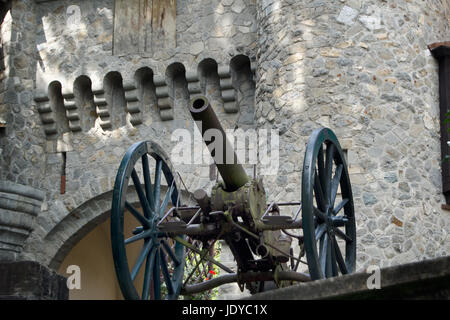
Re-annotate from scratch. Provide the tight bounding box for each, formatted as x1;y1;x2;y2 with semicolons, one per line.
444;111;450;163
444;111;450;126
181;241;222;300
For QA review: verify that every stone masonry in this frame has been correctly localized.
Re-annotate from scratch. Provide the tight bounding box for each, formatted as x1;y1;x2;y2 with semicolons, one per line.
0;0;449;299
255;0;450;271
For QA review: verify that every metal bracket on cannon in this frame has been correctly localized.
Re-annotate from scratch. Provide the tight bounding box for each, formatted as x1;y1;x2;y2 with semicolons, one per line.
156;171;201;233
157;206;195;232
260;201;302;226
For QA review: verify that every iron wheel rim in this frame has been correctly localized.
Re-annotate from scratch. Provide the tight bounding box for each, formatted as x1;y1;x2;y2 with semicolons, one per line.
301;128;356;280
111;140;185;300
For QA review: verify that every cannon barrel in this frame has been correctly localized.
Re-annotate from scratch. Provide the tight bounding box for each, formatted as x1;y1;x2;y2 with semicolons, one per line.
189;96;249;192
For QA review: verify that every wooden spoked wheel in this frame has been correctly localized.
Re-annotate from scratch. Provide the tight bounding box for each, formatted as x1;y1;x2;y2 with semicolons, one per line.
111;141;184;300
301;128;356;280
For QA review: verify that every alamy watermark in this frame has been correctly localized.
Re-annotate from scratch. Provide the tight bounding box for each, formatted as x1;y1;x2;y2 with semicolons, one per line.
66;5;81;30
66;265;81;290
170;122;280;175
366;265;381;289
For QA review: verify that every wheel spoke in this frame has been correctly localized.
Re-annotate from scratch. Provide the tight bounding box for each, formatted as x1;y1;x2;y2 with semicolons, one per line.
332;237;348;274
153;159;162;214
160;180;175;218
329;235;339;276
124;229;152;245
331;215;349;228
324;143;335;204
160;250;174;295
319;233;328;276
314;170;326;211
317;144;326;198
325;234;332;277
131;239;153;281
125;201;151;229
141;154;155;212
153;246;161;300
332;198;349;216
290;248;295;270
334;227;352;242
330;164;343;209
315;223;327;241
142;246;157;300
161;239;181;266
131;169;153;219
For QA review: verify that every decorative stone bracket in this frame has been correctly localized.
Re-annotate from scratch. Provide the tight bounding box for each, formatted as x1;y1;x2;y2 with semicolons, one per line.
0;181;45;262
123;79;141;126
154;75;172;121
34;56;256;137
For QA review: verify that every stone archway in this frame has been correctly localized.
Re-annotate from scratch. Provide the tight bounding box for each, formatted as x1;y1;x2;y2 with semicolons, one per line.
46;190;118;272
37;186;194;299
44;190;125;299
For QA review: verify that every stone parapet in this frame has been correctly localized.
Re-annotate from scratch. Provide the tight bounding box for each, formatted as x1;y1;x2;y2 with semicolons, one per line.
245;255;450;300
0;260;68;300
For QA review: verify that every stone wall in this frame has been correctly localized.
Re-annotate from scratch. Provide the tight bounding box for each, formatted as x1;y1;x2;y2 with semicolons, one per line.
256;0;449;272
22;0;257;257
19;0;258;299
0;0;49;263
0;0;47;189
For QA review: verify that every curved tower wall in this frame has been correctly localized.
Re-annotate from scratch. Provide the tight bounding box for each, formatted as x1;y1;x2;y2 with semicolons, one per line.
255;0;450;269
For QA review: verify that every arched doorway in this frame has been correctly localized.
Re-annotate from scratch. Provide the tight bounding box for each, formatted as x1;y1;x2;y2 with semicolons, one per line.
44;188;239;300
58;217;121;299
48;187;194;300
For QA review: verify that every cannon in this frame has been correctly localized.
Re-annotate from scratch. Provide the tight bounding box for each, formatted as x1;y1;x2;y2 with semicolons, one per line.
111;96;356;300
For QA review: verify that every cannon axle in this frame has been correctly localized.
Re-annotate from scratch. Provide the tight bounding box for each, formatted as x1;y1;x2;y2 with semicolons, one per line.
182;270;311;295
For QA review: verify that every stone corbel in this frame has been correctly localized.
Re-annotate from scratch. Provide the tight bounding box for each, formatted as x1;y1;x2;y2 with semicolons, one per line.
186;69;201;98
61;87;81;132
218;65;237;113
154;75;173;121
34;94;57;136
92;81;110;130
123;77;142;126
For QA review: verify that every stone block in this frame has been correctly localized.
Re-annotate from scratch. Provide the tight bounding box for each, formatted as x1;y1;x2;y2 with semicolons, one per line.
0;261;68;300
244;256;450;300
336;6;359;25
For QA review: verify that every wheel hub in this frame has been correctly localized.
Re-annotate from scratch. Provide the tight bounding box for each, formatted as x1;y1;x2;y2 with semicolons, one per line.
324;207;333;229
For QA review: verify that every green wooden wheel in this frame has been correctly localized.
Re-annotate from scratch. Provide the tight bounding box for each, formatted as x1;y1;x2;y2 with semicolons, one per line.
301;128;356;280
111;140;185;300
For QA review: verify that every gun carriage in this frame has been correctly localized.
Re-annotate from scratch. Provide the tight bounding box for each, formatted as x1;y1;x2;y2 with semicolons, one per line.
111;96;356;300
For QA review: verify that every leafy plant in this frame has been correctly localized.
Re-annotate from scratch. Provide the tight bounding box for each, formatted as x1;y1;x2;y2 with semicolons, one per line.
181;241;222;300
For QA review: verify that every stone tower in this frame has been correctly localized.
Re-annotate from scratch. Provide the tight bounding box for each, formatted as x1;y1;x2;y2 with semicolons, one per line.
255;0;450;268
